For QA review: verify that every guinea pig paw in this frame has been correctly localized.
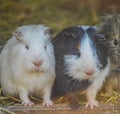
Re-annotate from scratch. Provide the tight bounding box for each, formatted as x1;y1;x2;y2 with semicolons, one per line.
85;100;99;110
22;101;34;107
43;99;53;107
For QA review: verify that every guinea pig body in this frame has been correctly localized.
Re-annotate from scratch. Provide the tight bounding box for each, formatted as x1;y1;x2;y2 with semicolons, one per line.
0;25;55;107
104;69;120;95
52;26;110;109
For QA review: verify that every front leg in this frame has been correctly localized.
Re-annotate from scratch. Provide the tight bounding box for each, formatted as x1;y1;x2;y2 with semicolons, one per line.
85;79;103;110
42;85;53;107
85;87;99;110
19;88;34;106
67;92;80;109
85;74;106;110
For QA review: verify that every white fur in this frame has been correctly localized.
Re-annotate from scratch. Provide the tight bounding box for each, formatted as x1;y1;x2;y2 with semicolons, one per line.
64;26;110;109
0;25;55;106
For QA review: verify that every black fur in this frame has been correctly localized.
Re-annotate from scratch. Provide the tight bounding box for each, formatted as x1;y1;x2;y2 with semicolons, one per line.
86;27;108;69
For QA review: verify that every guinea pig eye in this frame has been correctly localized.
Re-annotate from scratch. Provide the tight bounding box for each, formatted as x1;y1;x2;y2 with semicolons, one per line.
44;46;46;50
76;50;80;57
114;39;118;46
25;45;29;50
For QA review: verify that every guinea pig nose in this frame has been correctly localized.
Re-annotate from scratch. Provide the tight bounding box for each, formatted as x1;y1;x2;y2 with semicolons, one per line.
85;70;94;76
33;61;42;67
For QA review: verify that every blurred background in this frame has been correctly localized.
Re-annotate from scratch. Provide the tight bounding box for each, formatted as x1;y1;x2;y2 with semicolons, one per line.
0;0;120;44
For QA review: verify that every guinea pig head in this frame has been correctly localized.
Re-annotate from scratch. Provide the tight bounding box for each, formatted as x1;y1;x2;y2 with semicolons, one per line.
12;25;55;73
64;26;103;81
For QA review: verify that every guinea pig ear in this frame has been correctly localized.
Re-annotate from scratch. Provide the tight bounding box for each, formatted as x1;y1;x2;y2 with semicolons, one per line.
95;34;106;41
12;31;24;41
101;14;112;21
63;32;75;39
45;28;53;35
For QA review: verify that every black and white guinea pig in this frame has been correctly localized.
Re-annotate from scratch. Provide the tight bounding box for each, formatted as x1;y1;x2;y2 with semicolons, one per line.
0;25;55;107
52;26;110;110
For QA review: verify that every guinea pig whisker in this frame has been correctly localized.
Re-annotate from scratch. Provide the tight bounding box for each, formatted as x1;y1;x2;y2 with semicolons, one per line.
70;80;79;91
66;78;75;84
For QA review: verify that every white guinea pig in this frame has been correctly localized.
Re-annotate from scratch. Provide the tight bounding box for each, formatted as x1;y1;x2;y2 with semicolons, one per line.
0;25;55;107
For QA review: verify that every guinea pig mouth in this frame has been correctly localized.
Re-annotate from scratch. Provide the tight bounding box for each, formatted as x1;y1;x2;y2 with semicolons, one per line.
30;70;45;76
31;68;45;73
